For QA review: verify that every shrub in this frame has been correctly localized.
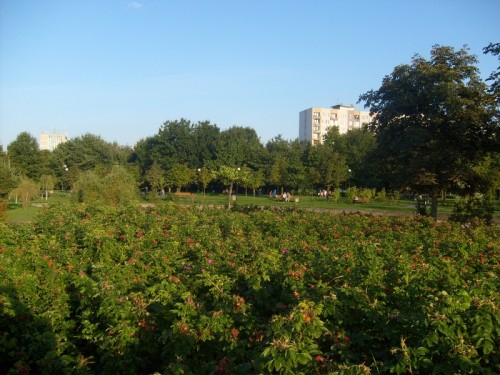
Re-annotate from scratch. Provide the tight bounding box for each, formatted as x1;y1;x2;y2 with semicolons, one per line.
450;194;494;226
0;204;498;374
375;188;387;202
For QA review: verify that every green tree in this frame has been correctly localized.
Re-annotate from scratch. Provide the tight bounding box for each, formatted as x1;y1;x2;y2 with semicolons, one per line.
333;128;377;188
218;165;242;209
72;166;137;206
360;45;498;219
151;119;196;170
72;170;104;204
10;177;39;208
241;167;265;197
265;136;307;194
167;164;194;192
7;132;41;179
216;126;264;169
0;147;18;200
268;155;288;195
307;144;349;194
192;121;220;168
145;161;166;194
483;42;500;101
102;165;138;205
39;174;56;201
51;133;132;175
134;119;220;184
197;166;215;194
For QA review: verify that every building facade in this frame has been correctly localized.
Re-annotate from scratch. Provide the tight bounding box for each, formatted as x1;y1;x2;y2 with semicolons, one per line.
299;104;373;145
39;132;68;151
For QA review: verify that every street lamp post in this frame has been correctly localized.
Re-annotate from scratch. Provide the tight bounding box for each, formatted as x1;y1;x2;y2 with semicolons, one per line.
227;167;240;210
62;164;68;195
197;168;201;193
348;168;351;189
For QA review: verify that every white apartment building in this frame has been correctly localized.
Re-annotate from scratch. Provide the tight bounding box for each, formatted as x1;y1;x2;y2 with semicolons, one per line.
40;132;68;151
299;104;373;145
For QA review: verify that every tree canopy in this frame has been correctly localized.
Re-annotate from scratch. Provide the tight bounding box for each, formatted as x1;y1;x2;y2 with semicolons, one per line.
7;132;41;179
360;45;498;218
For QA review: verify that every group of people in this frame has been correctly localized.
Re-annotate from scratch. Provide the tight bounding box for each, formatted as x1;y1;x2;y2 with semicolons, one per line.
269;190;292;202
318;189;331;198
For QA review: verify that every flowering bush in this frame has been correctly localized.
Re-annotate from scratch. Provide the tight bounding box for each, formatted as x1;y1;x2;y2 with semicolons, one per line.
0;203;498;374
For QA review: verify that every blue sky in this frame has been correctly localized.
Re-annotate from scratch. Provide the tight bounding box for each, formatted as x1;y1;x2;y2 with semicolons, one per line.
1;0;499;148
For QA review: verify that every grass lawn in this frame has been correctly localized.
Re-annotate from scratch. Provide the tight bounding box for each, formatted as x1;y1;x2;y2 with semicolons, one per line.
6;203;43;225
6;191;69;225
6;191;499;224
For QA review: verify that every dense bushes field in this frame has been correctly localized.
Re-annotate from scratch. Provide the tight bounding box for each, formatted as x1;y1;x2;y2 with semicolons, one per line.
0;204;498;374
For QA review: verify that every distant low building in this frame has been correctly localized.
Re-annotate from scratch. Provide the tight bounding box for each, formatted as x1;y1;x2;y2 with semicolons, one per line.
299;104;373;145
40;132;68;151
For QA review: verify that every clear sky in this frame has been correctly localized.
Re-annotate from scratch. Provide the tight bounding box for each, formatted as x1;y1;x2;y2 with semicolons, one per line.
1;0;499;148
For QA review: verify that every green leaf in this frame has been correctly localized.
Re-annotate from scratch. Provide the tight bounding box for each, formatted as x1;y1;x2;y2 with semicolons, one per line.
274;357;284;371
482;339;494;355
414;346;428;356
262;347;272;357
288;349;297;366
297;352;312;365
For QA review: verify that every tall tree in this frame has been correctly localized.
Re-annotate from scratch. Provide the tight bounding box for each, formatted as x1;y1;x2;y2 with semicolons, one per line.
216;126;264;169
483;42;500;102
333;128;377;187
10;177;39;208
192;121;220;168
39;174;56;201
73;170;107;204
242;168;265;197
51;133;132;174
268;155;288;195
102;165;138;206
167;163;194;192
73;166;137;206
7;132;41;179
145;161;166;194
197;166;216;194
265;136;307;194
360;45;498;218
307;144;349;193
0;147;18;200
218;165;242;209
152;119;196;170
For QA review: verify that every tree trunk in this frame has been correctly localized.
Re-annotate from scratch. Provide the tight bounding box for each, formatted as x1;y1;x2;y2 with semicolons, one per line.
227;182;233;210
431;187;438;220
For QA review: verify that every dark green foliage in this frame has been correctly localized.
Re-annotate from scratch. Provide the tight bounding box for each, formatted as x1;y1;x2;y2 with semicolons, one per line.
6;132;41;179
360;45;498;219
450;195;494;226
1;205;499;374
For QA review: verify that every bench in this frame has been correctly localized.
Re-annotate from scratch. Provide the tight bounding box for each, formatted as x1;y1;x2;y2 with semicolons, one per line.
174;192;194;197
353;197;369;204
